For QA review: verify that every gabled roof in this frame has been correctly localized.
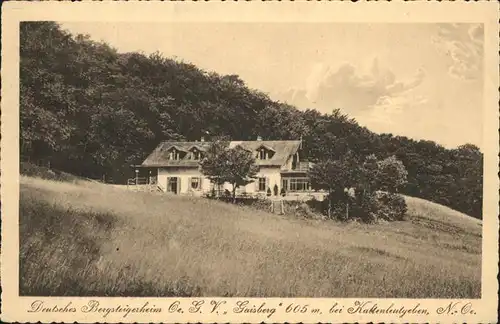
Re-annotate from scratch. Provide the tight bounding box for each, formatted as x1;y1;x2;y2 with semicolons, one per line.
187;144;207;152
255;144;276;152
140;140;301;168
233;144;253;153
141;141;212;167
164;145;188;152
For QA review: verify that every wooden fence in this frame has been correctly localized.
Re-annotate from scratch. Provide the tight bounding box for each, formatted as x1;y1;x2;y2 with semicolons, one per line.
127;176;160;192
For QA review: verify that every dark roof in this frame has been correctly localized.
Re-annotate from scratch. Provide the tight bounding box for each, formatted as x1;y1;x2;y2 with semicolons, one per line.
140;140;301;167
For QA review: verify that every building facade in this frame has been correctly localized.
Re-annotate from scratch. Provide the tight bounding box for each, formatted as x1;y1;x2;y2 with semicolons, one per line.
135;138;313;196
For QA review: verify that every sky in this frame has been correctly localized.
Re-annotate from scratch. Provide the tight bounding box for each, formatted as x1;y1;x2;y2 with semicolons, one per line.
59;22;484;149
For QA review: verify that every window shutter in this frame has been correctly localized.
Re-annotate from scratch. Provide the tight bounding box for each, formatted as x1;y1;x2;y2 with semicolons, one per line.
188;177;192;191
255;178;259;191
265;177;269;190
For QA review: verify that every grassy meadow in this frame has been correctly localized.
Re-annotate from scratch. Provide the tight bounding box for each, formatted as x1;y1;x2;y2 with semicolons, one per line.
20;175;482;298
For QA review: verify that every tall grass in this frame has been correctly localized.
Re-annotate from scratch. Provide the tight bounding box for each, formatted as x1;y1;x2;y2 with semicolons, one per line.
20;176;481;298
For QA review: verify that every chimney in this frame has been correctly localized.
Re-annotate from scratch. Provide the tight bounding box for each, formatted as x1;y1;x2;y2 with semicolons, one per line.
257;135;262;141
200;137;205;142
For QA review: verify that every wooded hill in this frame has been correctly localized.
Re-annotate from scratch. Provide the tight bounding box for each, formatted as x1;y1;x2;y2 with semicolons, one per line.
19;22;483;219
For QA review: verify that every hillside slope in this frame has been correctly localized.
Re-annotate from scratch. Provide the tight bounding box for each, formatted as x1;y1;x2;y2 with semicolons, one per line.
20;175;481;298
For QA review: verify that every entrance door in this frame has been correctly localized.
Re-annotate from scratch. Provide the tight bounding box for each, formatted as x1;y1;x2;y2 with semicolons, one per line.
167;177;179;194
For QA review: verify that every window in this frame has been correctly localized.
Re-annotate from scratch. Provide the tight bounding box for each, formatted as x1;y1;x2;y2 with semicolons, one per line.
259;149;267;160
289;178;310;192
257;146;275;160
191;150;200;160
258;177;267;191
168;149;181;160
191;177;200;190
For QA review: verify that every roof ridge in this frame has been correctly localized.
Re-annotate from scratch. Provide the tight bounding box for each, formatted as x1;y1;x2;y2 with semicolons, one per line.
143;139;302;167
159;139;301;143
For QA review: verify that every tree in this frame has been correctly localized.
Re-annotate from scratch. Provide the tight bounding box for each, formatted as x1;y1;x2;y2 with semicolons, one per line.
376;155;408;193
309;156;358;218
359;154;379;193
223;146;259;202
200;139;258;203
199;137;231;196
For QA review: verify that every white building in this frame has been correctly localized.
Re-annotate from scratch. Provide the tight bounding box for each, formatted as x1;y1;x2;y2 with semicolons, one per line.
135;137;313;196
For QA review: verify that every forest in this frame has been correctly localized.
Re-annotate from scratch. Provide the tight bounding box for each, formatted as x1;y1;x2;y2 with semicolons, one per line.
19;22;483;219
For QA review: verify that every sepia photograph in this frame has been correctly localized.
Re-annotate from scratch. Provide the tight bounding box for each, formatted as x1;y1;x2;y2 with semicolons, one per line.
1;2;498;323
18;20;484;298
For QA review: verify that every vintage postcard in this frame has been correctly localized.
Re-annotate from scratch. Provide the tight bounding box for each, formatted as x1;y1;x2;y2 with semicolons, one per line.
1;1;499;323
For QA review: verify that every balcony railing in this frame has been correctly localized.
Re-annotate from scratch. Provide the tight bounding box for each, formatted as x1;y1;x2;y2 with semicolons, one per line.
295;162;313;171
282;161;313;173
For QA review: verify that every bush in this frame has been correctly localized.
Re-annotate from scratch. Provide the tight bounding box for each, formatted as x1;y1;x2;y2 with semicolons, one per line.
345;191;407;223
294;203;317;219
273;184;279;196
266;187;272;197
376;192;408;221
280;187;286;197
306;198;324;214
351;191;380;223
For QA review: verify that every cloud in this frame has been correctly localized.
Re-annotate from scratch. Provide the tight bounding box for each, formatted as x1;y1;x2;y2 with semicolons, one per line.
433;23;483;81
362;93;428;126
279;58;426;119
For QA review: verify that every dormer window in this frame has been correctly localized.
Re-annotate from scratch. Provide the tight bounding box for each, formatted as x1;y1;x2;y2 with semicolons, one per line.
191;149;202;160
256;145;275;160
168;149;180;160
188;146;205;160
166;146;187;160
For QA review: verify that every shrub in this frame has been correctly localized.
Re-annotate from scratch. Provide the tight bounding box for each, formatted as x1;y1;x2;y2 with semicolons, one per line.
266;187;272;197
351;191;380;223
273;184;279;196
345;191;408;223
306;198;324;214
280;187;286;197
376;192;408;221
294;203;317;219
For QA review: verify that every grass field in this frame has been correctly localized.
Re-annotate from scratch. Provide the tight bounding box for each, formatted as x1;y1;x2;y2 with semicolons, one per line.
20;175;482;298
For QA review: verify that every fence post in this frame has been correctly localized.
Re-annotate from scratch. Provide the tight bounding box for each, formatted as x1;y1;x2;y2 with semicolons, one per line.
135;169;139;189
